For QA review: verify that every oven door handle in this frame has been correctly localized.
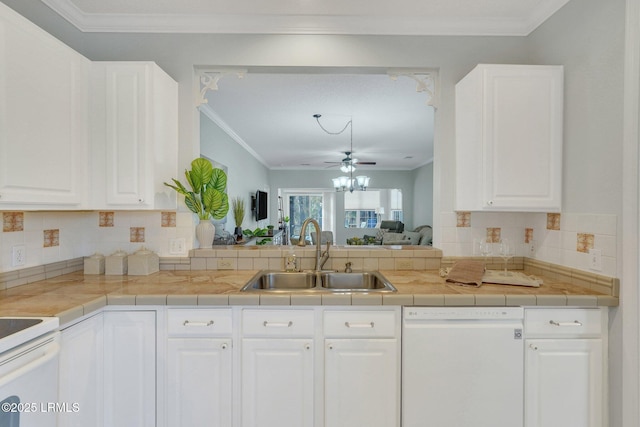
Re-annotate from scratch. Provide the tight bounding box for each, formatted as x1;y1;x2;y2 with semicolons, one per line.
0;342;60;389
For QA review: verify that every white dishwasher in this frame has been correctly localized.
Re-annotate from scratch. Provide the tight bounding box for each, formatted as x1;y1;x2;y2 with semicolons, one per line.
402;307;524;427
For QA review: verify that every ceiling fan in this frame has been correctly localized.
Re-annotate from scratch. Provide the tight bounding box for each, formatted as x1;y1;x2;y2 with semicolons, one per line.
324;151;377;172
313;114;377;171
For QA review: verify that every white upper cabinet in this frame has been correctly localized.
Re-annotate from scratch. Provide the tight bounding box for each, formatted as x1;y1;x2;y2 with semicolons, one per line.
91;62;178;210
0;3;90;209
455;64;563;212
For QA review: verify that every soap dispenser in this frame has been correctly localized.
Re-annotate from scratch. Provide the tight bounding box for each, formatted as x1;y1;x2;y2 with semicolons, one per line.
285;247;299;272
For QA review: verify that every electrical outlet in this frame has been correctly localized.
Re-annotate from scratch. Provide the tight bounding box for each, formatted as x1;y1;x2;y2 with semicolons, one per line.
12;245;26;267
396;259;413;270
589;248;602;271
217;259;235;270
169;238;186;255
528;241;536;257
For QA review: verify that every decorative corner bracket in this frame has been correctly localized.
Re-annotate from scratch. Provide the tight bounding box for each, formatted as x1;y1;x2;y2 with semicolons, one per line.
387;70;438;108
196;69;247;107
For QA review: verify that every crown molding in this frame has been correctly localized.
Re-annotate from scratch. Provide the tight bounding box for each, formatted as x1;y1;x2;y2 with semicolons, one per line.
198;104;270;169
40;0;569;36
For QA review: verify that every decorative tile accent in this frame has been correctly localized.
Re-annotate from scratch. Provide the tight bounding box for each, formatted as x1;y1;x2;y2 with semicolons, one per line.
486;227;501;243
130;227;145;243
456;211;471;227
577;233;595;253
547;213;561;230
525;228;534;243
3;212;24;232
161;212;176;227
43;229;59;247
99;212;114;227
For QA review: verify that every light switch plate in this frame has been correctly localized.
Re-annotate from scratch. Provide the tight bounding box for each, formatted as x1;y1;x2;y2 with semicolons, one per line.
589;248;602;271
169;238;186;255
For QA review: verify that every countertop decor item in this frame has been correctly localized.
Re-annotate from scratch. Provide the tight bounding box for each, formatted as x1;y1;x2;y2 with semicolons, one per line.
105;250;128;275
232;196;245;241
83;253;105;275
164;158;229;249
127;248;159;276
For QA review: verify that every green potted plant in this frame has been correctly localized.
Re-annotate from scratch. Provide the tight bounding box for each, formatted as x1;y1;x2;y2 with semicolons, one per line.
164;158;229;249
232;197;245;241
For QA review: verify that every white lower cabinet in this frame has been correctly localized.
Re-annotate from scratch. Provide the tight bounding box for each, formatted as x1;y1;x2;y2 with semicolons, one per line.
524;308;607;427
103;310;156;427
324;339;398;427
57;305;608;427
58;313;104;427
324;310;400;427
240;309;315;427
165;309;233;427
239;307;401;427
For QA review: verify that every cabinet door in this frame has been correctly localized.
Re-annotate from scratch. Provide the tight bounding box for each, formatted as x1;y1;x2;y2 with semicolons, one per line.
241;338;314;427
455;64;563;211
166;338;232;427
91;62;177;209
0;3;89;208
103;311;156;427
525;339;603;427
58;313;104;427
482;66;563;210
324;339;399;427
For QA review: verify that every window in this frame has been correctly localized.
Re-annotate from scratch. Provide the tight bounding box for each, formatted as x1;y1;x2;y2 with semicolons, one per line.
344;210;377;228
344;189;403;228
288;194;323;238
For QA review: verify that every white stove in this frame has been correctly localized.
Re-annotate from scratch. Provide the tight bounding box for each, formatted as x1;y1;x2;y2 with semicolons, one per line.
0;317;60;427
0;317;59;354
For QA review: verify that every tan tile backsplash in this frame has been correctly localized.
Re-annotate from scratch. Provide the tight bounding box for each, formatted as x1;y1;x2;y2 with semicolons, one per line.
486;227;501;243
43;229;60;247
161;212;176;227
3;212;24;232
456;211;471;227
547;213;561;230
130;227;145;243
99;211;114;227
577;233;595;253
525;228;533;243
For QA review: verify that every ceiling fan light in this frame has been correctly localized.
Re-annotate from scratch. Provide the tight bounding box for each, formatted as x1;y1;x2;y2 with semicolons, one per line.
356;175;370;189
338;176;350;188
332;178;342;190
340;164;355;173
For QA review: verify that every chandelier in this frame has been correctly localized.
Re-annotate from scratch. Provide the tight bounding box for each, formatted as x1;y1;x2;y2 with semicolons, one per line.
313;114;372;193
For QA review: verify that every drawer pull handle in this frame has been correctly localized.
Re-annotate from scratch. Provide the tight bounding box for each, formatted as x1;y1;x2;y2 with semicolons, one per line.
183;320;214;327
529;344;538;351
345;321;375;328
221;343;228;350
263;321;293;328
549;320;582;327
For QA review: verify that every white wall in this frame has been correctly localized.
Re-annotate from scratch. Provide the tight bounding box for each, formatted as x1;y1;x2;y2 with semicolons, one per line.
412;162;434;227
200;110;270;232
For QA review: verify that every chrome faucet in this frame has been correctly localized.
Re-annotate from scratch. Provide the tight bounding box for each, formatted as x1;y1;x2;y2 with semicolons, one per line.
297;218;330;272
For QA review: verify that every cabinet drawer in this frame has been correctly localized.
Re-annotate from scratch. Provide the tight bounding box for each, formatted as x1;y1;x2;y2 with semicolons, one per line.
525;308;602;337
242;309;314;337
324;310;397;338
167;309;232;337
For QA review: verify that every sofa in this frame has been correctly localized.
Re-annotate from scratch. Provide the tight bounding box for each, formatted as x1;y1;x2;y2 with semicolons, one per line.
362;225;432;246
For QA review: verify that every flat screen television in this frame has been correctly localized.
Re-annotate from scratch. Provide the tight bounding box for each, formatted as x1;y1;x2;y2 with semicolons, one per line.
255;190;268;221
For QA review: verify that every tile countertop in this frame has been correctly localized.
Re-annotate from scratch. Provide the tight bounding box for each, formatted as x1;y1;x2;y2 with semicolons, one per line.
0;270;618;326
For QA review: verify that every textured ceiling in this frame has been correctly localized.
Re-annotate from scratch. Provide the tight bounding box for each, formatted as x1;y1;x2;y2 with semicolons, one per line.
200;71;435;170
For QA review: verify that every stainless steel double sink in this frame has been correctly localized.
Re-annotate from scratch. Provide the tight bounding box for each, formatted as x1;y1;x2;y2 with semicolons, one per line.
240;270;397;293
